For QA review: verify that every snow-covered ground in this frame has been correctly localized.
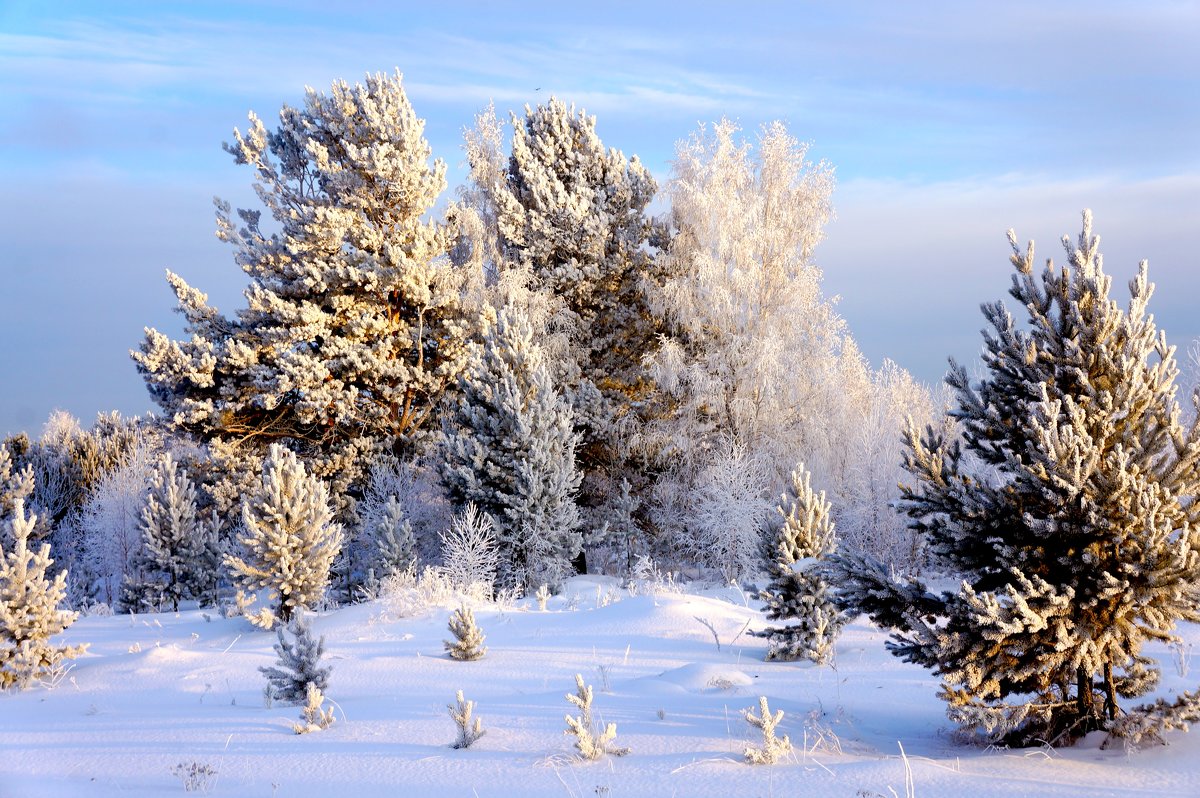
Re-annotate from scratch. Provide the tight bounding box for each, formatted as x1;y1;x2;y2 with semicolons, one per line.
3;575;1198;797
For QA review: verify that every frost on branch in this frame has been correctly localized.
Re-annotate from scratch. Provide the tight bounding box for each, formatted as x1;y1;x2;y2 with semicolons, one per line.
134;70;471;485
743;696;793;764
439;306;581;589
259;610;332;704
0;501;87;689
292;683;336;734
444;605;487;661
225;445;342;629
448;690;486;749
564;673;629;760
134;452;217;611
755;464;847;664
834;211;1200;746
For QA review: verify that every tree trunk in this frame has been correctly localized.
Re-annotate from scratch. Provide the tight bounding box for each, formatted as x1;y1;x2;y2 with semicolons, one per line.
1076;667;1094;718
1103;661;1119;721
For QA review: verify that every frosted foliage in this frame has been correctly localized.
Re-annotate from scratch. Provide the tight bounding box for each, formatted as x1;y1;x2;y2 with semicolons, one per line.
646;120;869;560
0;501;87;689
444;605;487;661
225;444;343;628
464;98;660;527
757;465;847;664
358;455;447;556
0;448;34;550
836;359;938;572
687;442;770;582
743;696;793;765
134;70;471;468
483;97;658;395
439;307;582;588
78;437;158;606
448;690;486;749
437;504;498;596
834;212;1200;747
371;496;416;581
453;102;507;286
564;673;629;759
293;683;336;734
136;453;216;611
259;610;332;704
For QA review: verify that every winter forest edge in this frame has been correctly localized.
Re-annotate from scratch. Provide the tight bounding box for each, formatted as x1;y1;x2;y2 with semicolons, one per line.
4;70;1200;793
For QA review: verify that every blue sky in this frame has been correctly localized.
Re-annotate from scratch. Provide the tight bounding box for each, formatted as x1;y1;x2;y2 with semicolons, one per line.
1;1;1198;436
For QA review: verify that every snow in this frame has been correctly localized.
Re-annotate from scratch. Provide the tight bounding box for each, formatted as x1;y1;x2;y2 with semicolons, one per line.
3;576;1199;797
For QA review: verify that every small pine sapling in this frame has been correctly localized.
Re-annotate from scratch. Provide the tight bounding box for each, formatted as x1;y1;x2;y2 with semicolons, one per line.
444;606;487;661
448;689;486;749
259;610;331;704
372;495;416;580
564;673;629;760
756;464;847;665
743;696;793;764
0;500;88;689
293;682;336;734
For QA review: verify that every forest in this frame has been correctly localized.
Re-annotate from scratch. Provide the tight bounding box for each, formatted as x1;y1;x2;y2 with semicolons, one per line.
3;71;1200;795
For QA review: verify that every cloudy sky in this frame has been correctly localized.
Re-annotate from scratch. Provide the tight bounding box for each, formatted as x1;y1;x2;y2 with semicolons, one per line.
1;0;1197;437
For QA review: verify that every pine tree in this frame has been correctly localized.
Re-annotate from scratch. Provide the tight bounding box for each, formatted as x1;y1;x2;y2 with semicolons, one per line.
0;447;35;550
439;306;582;588
0;501;87;689
448;689;486;749
134;453;215;611
463;98;662;548
259;610;332;704
834;212;1200;746
563;673;628;759
225;444;343;628
490;98;659;398
133;71;472;489
756;465;847;664
371;495;416;581
743;696;793;764
444;605;486;661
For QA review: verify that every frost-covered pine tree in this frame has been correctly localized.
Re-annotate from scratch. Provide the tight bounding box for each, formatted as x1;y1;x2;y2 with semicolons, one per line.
134;453;216;611
462;99;662;546
134;71;471;489
0;447;35;551
0;501;87;689
834;212;1200;746
259;610;332;704
225;444;343;628
370;496;416;581
444;605;487;661
439;306;582;589
755;465;846;664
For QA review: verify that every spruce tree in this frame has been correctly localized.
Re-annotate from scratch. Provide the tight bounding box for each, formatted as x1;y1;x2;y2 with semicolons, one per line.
259;610;332;704
755;465;846;664
371;495;416;581
834;212;1200;746
134;71;472;489
0;501;87;689
134;453;215;611
463;98;662;547
226;444;343;628
439;306;582;588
